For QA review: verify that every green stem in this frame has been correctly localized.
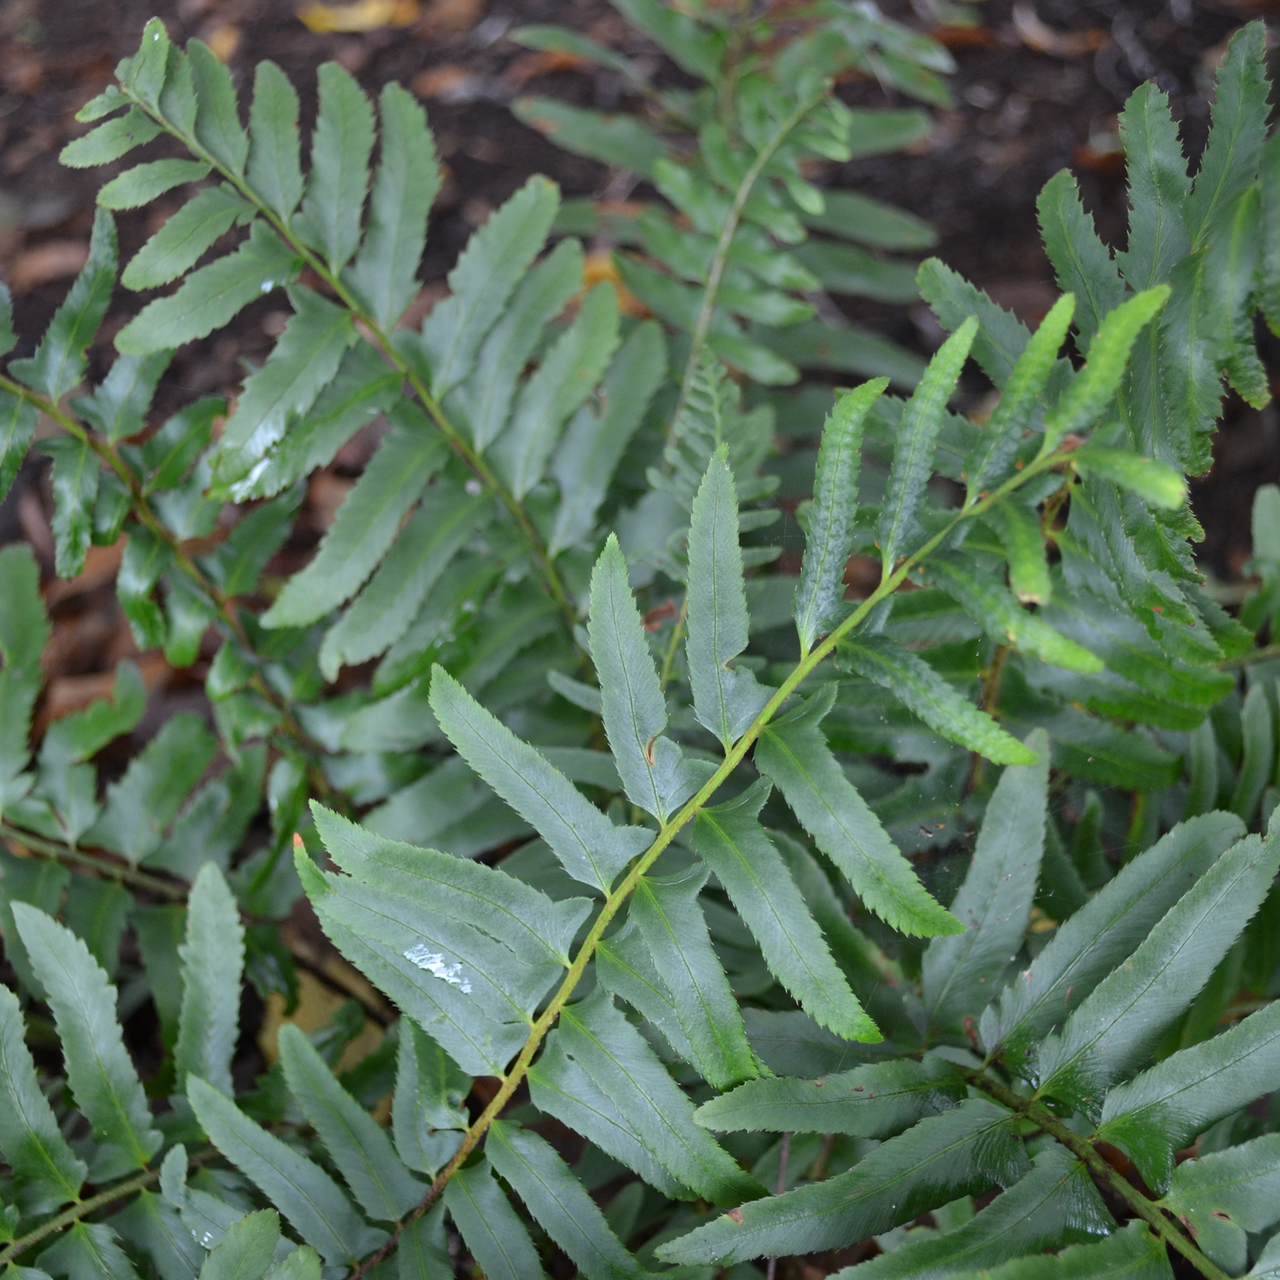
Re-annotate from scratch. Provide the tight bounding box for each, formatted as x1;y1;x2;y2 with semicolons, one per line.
666;88;826;444
346;442;1082;1277
117;88;580;651
966;1071;1230;1280
717;0;753;140
0;1146;216;1268
397;368;580;645
0;1171;154;1266
658;593;689;690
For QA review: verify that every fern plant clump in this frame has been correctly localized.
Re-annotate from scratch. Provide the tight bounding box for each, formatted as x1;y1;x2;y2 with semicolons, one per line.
509;0;952;398
0;10;1279;1280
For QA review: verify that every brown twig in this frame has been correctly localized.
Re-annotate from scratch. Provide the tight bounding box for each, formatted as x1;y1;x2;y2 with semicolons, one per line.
765;1132;792;1280
1;822;186;900
969;643;1011;793
0;1146;217;1268
965;1070;1230;1280
0;824;391;1025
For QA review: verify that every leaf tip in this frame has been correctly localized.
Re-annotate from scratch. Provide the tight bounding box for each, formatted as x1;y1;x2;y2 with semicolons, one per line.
929;908;966;937
426;662;459;713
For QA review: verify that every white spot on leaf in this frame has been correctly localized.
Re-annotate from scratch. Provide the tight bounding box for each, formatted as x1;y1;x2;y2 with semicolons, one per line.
403;944;472;994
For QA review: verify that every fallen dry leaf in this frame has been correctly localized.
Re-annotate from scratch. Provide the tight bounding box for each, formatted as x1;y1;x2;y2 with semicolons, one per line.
503;49;590;87
596;199;647;219
308;472;354;531
42;611;120;683
967;388;1001;428
411;63;483;100
39;653;169;733
394;281;448;330
586;13;630;45
843;554;882;598
1012;3;1107;57
10;240;88;293
415;0;482;36
461;135;502;163
44;541;124;607
462;196;493;227
1;46;42;94
297;0;417;34
258;969;386;1069
284;914;394;1020
204;23;241;62
42;672;117;722
930;23;999;49
3;124;57;177
1073;142;1125;174
18;489;53;570
333;416;390;472
643;599;678;631
1073;123;1124;174
1200;33;1237;76
260;912;393;1070
583;250;647;317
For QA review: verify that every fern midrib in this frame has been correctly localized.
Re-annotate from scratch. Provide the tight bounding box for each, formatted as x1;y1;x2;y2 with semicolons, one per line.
1037;851;1261;1099
324;879;533;1030
966;1069;1231;1280
602;587;666;818
880;376;946;573
48;940;155;1167
1188;113;1252;253
0;1145;220;1269
114;84;581;656
796;421;854;657
707;482;735;746
444;693;615;894
926;780;1044;1033
348;439;1084;1276
634;876;748;1081
1106;1017;1280;1129
760;724;922;922
997;826;1245;1059
599;930;671;1008
558;1003;728;1179
0;1009;88;1203
665;86;827;445
51;274;114;403
696;808;834;1001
